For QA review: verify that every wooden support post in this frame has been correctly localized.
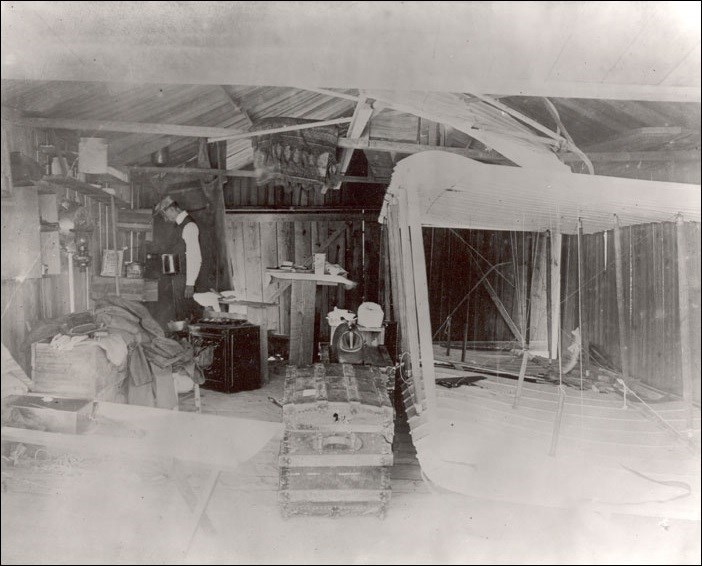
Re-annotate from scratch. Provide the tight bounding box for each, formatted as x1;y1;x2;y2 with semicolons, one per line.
213;141;233;291
577;218;589;372
461;301;470;363
289;280;317;365
445;316;452;356
104;202;109;250
550;232;562;361
193;383;201;413
67;252;75;313
111;195;120;296
386;202;407;360
482;276;525;345
613;215;630;379
98;202;103;256
402;186;438;416
546;231;552;362
512;348;529;409
381;224;392;322
392;196;425;407
675;214;694;429
258;309;269;384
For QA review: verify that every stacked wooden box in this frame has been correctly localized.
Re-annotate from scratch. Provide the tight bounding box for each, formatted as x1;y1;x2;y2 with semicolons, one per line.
279;363;395;518
91;276;158;302
31;341;127;401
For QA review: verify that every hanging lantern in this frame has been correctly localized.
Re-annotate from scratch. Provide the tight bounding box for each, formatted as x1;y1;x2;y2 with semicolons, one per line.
250;117;341;195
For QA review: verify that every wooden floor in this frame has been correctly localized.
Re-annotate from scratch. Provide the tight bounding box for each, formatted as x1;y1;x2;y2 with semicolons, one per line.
415;360;702;518
2;361;699;564
178;362;428;497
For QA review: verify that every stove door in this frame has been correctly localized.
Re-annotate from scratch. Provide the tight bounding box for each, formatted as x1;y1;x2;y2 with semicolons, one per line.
189;330;232;393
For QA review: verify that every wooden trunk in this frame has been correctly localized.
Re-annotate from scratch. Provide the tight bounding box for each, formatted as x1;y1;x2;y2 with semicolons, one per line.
282;363;394;435
279;363;395;518
279;465;392;518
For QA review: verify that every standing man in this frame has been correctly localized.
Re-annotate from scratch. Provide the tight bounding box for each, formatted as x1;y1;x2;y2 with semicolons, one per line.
153;195;203;323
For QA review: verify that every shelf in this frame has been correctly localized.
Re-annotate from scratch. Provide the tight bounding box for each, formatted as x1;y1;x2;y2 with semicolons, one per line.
266;269;357;288
38;175;130;208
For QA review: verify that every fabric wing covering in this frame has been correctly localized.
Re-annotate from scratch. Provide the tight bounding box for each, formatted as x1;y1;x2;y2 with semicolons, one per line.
383;151;701;234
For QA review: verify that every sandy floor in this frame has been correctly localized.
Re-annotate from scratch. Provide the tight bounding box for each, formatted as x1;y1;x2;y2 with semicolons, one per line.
2;366;700;564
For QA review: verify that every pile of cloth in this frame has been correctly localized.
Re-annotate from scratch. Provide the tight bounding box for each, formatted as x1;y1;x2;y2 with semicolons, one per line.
94;296;204;408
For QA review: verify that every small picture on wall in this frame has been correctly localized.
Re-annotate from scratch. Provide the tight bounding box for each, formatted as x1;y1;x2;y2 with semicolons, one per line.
100;249;124;277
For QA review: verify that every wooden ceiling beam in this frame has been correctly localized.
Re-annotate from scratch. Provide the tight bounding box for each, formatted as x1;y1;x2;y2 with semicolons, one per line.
339;138;700;164
582;127;698;153
581;150;700;163
207;117;353;142
8;115;353;142
9;116;241;138
338;138;507;161
130;165;257;177
130;164;388;183
297;88;362;102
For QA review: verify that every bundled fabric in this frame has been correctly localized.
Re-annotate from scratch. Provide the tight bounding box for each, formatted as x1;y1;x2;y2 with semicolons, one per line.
1;343;32;399
95;297;196;405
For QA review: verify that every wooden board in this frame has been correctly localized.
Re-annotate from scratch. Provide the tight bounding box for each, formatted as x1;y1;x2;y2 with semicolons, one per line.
288;280;316;365
275;221;294;335
1;185;41;280
1;399;284;470
39;231;61;275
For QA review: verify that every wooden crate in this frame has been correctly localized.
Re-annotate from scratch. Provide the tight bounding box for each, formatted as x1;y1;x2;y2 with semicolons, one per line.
31;341;126;401
2;395;94;434
91;276;158;302
282;363;394;435
278;429;392;518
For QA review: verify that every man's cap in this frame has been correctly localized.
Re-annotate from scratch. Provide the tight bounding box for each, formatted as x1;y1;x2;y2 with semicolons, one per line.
153;195;176;216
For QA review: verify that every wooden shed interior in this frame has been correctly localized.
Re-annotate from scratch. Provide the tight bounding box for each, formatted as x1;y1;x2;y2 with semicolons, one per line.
1;2;700;564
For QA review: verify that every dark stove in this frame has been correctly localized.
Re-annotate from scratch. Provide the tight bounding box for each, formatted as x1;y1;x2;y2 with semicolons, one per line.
188;319;261;393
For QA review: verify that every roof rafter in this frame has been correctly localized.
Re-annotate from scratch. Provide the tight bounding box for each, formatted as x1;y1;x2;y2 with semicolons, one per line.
219;86;253;127
328;96;374;193
7;115;354;142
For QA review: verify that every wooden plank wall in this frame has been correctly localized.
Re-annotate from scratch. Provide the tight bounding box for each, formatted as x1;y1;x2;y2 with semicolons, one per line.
422;227;538;345
223;176;384;347
423;222;700;401
224;216;383;345
2;189;110;374
226;176;333;208
1;123;116;374
561;221;701;401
